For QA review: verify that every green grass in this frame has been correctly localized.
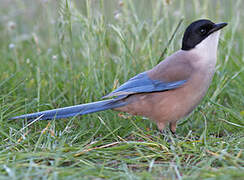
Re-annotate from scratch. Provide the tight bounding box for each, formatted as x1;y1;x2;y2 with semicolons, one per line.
0;0;243;179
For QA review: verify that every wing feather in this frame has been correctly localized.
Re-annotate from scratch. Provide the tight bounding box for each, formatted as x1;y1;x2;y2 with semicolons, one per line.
103;72;186;98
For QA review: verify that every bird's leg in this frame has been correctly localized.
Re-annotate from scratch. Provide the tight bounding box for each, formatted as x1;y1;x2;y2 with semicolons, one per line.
157;122;166;133
169;121;177;135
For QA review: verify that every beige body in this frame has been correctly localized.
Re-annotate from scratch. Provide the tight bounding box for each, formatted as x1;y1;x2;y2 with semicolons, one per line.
115;31;220;131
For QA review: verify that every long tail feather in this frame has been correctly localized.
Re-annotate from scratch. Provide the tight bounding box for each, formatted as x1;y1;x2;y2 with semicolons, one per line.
10;98;127;121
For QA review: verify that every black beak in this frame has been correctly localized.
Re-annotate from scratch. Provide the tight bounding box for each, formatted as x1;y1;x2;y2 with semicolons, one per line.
209;22;228;34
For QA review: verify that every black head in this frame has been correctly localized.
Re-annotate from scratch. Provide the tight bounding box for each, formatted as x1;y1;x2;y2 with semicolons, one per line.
182;19;227;50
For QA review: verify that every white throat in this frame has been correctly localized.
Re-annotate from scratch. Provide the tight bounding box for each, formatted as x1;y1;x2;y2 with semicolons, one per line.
195;31;220;58
189;31;221;67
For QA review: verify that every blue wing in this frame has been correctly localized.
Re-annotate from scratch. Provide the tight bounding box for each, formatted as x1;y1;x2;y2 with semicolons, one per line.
103;72;187;98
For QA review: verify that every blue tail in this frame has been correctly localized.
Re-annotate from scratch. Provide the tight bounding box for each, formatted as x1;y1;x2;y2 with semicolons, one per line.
10;98;127;121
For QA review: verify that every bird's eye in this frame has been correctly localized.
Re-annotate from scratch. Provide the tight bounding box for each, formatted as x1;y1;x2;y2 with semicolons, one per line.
200;28;207;35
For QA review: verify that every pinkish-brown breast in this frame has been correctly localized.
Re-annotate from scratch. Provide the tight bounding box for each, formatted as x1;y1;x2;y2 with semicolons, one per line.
115;50;216;130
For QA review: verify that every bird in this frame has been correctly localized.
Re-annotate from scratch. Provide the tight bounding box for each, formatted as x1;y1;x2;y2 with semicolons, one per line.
10;19;227;134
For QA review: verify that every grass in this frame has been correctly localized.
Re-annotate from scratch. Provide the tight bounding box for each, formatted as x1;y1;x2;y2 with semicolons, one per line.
0;0;243;179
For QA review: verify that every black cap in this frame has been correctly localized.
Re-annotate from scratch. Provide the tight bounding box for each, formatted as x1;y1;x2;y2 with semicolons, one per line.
182;19;227;50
